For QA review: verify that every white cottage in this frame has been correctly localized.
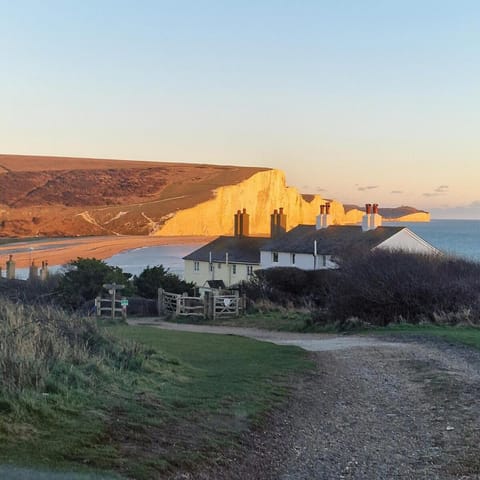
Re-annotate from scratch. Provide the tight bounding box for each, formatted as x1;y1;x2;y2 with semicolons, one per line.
260;203;440;270
184;209;273;287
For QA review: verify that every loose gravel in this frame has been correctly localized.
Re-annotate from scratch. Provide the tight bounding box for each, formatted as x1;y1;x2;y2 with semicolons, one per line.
166;329;480;480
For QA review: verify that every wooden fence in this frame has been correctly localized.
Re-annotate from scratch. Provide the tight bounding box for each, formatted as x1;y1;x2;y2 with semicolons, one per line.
95;297;127;319
158;288;245;319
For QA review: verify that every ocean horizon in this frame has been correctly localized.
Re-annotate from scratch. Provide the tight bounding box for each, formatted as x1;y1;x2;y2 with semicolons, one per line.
13;219;480;280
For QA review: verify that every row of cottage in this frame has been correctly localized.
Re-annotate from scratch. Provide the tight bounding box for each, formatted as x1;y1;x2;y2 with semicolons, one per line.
183;203;440;288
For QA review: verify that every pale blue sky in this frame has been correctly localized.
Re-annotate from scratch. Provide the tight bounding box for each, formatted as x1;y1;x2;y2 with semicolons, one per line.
1;1;479;218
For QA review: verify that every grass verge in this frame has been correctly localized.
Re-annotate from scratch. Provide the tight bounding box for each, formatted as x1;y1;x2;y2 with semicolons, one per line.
367;324;480;351
168;310;334;333
1;323;310;479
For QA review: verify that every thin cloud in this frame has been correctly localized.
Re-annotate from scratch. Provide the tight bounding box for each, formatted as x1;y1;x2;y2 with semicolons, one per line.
391;190;403;194
468;200;480;208
424;185;449;197
316;187;326;192
357;185;379;191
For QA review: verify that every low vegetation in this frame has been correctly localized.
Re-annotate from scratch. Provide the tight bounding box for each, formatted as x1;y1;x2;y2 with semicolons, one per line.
369;324;480;351
244;251;480;330
133;264;195;298
0;298;309;479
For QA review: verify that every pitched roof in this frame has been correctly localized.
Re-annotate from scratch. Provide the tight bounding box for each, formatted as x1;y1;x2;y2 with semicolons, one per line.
183;236;269;264
261;225;405;255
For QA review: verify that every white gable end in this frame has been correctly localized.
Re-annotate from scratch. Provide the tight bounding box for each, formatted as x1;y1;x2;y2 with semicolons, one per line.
375;228;440;255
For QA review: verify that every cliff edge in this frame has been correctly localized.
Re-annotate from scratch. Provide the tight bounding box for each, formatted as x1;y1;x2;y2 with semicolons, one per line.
0;154;429;237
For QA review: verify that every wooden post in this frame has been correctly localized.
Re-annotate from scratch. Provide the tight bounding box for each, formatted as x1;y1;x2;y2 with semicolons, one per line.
175;294;181;317
112;285;116;320
235;291;239;317
204;291;209;319
95;297;101;317
213;295;217;321
158;288;164;315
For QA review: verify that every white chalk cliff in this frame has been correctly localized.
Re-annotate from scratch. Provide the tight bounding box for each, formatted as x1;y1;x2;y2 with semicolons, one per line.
158;169;349;236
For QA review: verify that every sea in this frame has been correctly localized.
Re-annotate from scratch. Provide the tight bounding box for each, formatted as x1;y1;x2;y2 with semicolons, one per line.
388;219;480;262
13;220;480;280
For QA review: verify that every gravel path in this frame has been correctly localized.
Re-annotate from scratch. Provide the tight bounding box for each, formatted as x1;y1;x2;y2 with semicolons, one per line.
155;323;480;480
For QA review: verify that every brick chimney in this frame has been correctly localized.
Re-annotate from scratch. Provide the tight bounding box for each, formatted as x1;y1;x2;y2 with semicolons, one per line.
316;203;333;230
362;203;382;231
6;254;15;280
270;208;287;238
234;209;250;237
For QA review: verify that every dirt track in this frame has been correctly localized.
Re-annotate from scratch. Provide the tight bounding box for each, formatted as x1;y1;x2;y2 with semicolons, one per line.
147;324;480;480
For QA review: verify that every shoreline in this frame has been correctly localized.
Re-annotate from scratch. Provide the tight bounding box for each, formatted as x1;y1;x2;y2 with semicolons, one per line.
0;235;212;269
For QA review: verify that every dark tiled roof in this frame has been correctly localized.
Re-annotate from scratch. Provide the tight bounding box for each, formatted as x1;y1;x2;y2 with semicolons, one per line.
183;236;269;264
261;225;405;255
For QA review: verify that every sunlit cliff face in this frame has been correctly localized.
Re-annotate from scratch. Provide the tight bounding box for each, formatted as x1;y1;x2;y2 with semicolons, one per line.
157;170;430;237
0;154;429;237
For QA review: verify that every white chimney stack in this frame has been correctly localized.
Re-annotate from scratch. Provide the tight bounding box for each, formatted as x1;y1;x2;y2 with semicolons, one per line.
316;203;333;230
362;203;382;231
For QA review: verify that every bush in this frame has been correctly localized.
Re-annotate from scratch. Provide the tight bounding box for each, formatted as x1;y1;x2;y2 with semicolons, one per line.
322;250;480;327
133;265;195;298
241;267;333;307
57;258;133;309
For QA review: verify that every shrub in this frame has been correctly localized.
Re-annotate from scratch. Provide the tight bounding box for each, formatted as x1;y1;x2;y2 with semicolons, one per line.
322;250;480;327
241;267;333;307
57;258;133;309
133;265;195;298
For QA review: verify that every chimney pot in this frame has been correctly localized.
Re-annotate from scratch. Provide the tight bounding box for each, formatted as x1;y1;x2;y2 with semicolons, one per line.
242;208;247;213
365;203;372;214
373;203;379;214
320;205;325;214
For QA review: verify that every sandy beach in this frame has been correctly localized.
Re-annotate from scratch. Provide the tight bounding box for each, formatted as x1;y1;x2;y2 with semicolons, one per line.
0;236;211;269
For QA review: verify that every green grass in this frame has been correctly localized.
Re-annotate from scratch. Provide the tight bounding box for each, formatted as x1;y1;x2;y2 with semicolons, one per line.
0;325;310;479
368;324;480;351
170;310;334;333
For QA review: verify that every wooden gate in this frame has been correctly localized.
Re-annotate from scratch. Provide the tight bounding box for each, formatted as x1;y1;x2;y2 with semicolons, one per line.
158;288;244;319
211;294;240;320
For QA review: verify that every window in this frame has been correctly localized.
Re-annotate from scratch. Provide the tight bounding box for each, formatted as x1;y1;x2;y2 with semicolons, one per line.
322;255;327;267
291;253;296;265
232;264;237;275
217;263;222;269
247;265;254;276
194;261;200;272
209;263;213;272
272;252;279;263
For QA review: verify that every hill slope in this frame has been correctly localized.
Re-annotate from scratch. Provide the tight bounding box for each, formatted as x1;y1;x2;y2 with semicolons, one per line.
0;154;429;237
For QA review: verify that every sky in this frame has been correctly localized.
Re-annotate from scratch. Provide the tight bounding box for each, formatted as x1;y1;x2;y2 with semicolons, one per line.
1;1;479;219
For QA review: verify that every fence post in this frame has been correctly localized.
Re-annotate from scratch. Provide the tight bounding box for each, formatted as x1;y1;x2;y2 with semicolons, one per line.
175;294;181;317
95;297;101;317
158;288;164;316
235;291;239;317
204;291;209;318
213;296;217;321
